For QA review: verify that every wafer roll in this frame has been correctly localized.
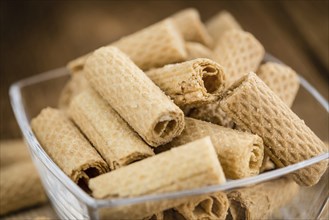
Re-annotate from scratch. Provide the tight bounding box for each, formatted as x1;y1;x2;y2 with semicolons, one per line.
58;72;90;110
220;72;328;186
171;8;213;47
158;118;264;179
174;192;229;220
186;100;235;128
69;89;154;170
146;58;226;108
89;137;225;198
205;11;242;43
256;62;300;107
3;204;57;220
0;139;30;167
68;19;186;72
214;30;265;86
31;107;108;187
84;46;184;147
259;154;276;173
185;42;216;60
0;161;47;216
227;177;299;220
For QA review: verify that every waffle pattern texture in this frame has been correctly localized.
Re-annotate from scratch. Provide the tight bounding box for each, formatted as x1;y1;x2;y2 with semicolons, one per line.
220;72;328;186
0;139;30;167
174;192;229;220
0;162;47;216
214;30;265;86
257;62;300;107
89;137;226;198
67;19;187;72
171;8;213;47
69;89;154;170
160;118;264;179
84;46;185;147
187;100;235;128
206;11;242;44
185;42;216;61
146;58;226;108
31;107;109;183
58;72;90;110
227;177;299;220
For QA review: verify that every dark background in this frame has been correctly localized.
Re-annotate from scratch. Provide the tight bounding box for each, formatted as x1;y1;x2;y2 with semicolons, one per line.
1;0;328;139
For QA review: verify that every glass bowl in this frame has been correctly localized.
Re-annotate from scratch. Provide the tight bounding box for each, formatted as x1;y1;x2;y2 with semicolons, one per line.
9;55;329;219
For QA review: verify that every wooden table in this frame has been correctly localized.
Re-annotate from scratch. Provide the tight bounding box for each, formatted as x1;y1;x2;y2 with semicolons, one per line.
1;0;328;139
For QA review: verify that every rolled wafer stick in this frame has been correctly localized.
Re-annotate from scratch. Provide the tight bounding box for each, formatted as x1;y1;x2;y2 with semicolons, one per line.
185;42;216;60
205;11;242;43
146;58;226;108
219;72;328;186
259;154;276;173
58;72;90;110
69;89;154;170
174;192;229;220
256;62;300;107
68;19;186;72
91;137;226;219
186;100;235;128
89;136;226;198
214;30;265;86
0;161;47;216
0;139;30;167
171;8;213;47
227;177;299;220
158;118;264;179
31;107;109;188
84;46;185;147
3;204;57;220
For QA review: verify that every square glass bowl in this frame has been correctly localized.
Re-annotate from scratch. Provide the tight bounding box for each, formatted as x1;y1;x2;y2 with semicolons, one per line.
9;55;329;219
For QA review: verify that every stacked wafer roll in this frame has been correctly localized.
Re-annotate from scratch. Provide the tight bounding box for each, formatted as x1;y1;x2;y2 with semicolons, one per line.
171;8;213;47
219;72;328;186
68;19;186;72
31;107;109;187
206;10;242;44
185;42;216;60
0;139;30;167
58;72;90;110
146;58;226;108
158;118;264;179
84;46;185;147
227;177;299;220
214;30;265;86
91;137;226;219
69;89;154;170
0;161;47;216
174;192;229;220
257;62;300;107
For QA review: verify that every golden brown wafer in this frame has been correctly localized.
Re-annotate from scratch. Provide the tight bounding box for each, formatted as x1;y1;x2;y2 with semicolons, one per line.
256;62;300;107
84;46;185;147
31;107;109;187
205;10;242;43
227;177;299;220
2;204;57;220
185;42;216;60
259;154;276;173
91;137;226;219
146;58;226;108
69;89;154;170
171;8;213;47
214;30;265;86
0;139;30;167
58;72;90;110
186;100;235;128
158;118;264;179
0;161;47;216
68;19;186;72
174;192;229;220
220;72;328;186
